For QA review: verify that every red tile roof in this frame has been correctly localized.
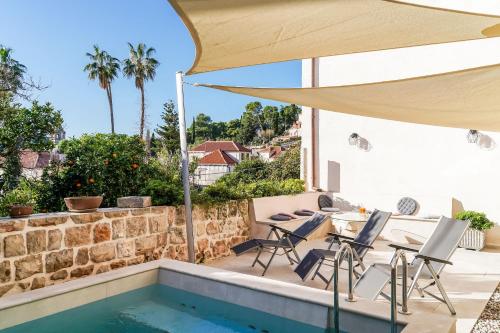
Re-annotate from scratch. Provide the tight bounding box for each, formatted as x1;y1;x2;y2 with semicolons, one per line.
198;149;238;165
191;141;251;153
258;146;285;159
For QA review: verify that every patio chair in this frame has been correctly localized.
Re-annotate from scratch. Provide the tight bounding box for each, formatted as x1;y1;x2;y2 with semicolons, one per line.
231;213;328;276
354;216;469;315
294;209;392;289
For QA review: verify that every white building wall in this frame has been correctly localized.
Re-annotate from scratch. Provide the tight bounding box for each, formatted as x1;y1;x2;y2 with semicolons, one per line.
302;37;500;247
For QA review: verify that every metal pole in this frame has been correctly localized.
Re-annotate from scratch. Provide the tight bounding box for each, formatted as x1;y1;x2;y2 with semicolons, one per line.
390;254;398;333
399;253;410;315
176;71;195;263
333;254;340;333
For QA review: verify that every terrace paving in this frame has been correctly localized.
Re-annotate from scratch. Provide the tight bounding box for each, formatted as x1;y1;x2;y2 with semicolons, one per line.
208;238;500;333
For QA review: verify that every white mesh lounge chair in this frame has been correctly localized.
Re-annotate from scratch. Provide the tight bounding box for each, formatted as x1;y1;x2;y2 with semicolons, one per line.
231;213;328;276
294;210;392;289
354;216;469;315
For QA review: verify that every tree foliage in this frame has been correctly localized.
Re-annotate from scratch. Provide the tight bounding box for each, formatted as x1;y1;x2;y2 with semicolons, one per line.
0;96;63;190
186;101;301;145
155;100;180;153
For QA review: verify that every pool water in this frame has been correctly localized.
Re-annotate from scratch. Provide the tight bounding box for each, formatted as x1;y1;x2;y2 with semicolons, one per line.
1;284;337;333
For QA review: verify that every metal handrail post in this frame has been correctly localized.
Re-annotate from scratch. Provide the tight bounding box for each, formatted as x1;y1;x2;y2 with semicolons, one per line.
332;243;357;333
390;250;410;333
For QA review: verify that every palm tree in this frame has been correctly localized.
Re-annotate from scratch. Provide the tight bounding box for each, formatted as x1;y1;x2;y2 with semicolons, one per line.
84;45;120;134
122;42;159;139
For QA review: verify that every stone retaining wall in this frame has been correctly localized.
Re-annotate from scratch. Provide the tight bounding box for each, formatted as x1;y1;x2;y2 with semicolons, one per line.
0;200;250;298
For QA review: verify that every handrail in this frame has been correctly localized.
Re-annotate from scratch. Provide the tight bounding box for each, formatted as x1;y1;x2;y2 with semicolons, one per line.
390;249;410;333
332;242;357;333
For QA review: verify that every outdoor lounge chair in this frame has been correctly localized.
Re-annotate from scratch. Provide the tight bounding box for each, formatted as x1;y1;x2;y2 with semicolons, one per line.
294;209;392;289
354;216;469;315
231;213;328;276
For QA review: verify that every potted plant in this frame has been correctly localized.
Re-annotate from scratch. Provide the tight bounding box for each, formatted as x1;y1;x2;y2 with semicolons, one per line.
455;211;494;251
64;178;103;212
0;186;36;218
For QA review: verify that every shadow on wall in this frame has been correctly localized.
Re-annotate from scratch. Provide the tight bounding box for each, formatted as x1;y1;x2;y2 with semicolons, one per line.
477;134;496;151
327;161;340;192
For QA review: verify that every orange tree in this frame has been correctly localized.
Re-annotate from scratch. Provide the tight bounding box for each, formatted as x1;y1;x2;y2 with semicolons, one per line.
37;134;163;211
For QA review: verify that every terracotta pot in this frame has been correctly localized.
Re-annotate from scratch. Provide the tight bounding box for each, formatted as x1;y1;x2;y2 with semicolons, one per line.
9;205;34;218
64;196;103;212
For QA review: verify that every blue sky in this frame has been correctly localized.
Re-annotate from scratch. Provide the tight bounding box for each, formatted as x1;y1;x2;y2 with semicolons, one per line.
1;0;300;137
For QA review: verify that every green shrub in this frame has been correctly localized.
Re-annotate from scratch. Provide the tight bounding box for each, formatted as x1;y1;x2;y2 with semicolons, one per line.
269;145;300;180
455;211;494;231
140;179;183;206
0;180;37;216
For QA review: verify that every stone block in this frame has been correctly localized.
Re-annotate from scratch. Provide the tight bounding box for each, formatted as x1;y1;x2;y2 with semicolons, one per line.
70;265;94;278
116;240;134;258
26;230;47;254
4;234;26;257
28;214;68;227
90;243;115;263
65;225;91;247
96;264;110;274
206;222;219;235
135;236;157;256
0;220;25;233
76;248;89;265
130;208;151;216
70;212;104;224
93;223;111;243
196;222;206;236
150;206;166;214
212;240;229;257
0;284;14;297
47;229;62;251
110;260;126;270
0;260;11;283
103;209;129;218
169;227;185;244
50;270;68;280
157;232;168;247
15;255;43;280
126;217;147;238
148;216;167;233
112;219;126;239
197;238;209;252
127;256;144;266
31;277;45;290
117;196;151;208
45;249;73;273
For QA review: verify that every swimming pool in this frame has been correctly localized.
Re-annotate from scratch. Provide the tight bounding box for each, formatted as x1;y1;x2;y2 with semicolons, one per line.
0;260;451;333
1;284;334;333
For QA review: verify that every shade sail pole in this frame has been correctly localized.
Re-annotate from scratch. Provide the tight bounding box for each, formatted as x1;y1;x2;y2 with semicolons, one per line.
176;71;195;263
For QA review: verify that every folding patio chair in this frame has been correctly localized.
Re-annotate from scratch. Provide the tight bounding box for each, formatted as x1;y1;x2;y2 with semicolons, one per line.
354;216;469;315
231;213;328;276
294;209;392;289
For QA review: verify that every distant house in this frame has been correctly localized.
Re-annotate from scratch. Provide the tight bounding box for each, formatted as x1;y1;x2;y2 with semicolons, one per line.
189;141;251;186
256;146;285;162
0;150;62;180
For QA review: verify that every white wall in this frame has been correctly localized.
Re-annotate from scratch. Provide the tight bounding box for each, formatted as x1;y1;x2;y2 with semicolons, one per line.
302;36;500;247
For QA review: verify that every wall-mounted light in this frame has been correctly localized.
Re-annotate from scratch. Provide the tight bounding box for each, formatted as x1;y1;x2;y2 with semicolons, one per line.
466;129;480;144
348;133;360;146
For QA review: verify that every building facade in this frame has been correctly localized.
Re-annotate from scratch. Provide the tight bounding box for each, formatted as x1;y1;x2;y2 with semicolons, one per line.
301;40;500;247
189;141;251;186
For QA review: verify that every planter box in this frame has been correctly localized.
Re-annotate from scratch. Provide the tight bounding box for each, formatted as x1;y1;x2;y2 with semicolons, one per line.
459;228;485;251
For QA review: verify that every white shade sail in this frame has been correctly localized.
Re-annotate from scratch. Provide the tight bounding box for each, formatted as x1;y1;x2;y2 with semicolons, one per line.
169;0;500;75
200;63;500;132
